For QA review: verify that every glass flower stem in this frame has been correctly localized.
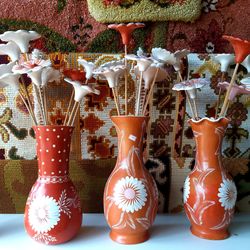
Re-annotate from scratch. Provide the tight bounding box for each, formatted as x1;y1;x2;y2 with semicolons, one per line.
33;84;45;125
38;87;47;125
140;89;148;116
219;63;239;117
143;67;159;115
43;86;49;124
67;101;77;126
71;102;80;127
20;75;37;125
112;87;120;116
135;71;143;116
193;99;199;119
63;89;74;126
178;71;196;119
115;86;120;113
124;44;128;115
19;91;37;125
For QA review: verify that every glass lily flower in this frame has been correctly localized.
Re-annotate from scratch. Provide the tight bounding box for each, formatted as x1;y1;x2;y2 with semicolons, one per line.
218;81;250;100
214;54;235;72
151;48;176;66
108;23;145;46
223;35;250;63
41;67;61;87
78;58;95;80
0;62;20;91
241;55;250;73
0;30;41;53
64;78;100;102
12;57;51;86
0;41;21;62
172;78;210;99
240;77;250;90
173;49;190;71
134;64;169;90
125;54;153;72
93;66;126;88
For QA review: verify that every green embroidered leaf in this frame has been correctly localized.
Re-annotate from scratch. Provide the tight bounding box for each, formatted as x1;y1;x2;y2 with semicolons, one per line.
0;107;12;124
0;125;9;143
8;147;24;160
5;122;28;140
57;0;67;13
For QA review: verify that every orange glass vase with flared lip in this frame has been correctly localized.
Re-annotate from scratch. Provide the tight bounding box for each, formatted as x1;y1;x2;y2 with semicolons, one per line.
24;126;82;245
104;116;158;244
184;118;237;240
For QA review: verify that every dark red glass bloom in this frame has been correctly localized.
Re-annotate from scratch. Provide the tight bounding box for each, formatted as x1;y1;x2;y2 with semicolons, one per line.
223;35;250;63
108;22;145;45
63;69;86;82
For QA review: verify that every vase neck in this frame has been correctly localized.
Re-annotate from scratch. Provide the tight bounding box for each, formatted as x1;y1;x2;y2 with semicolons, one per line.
34;126;74;177
189;118;229;167
112;116;148;164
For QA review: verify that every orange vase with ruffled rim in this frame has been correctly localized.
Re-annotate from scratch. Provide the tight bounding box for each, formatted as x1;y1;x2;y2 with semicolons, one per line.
183;117;237;240
103;116;158;244
24;125;82;245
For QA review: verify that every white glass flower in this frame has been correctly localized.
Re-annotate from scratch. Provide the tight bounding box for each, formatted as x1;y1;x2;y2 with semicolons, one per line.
31;49;46;60
28;195;60;233
173;49;190;71
137;47;147;57
0;62;20;90
218;179;237;210
241;55;250;73
93;66;126;88
0;41;21;62
183;176;190;204
64;78;100;102
0;30;41;53
78;58;95;80
151;48;176;65
113;176;147;213
241;77;250;90
172;78;210;99
125;54;152;72
100;59;125;69
214;54;235;72
134;64;169;90
41;67;61;87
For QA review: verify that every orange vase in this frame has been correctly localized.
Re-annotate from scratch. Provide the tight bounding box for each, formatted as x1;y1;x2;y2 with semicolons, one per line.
24;126;82;245
104;116;158;244
184;118;237;240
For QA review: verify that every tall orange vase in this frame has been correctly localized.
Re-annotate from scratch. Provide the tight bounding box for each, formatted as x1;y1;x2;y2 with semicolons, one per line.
24;126;82;245
104;116;158;244
184;118;237;240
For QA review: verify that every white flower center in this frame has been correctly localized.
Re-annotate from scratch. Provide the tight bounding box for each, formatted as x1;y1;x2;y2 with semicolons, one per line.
37;208;47;220
124;188;136;200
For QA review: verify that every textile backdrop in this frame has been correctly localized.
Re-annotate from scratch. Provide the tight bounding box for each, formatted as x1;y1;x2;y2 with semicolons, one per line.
0;0;250;213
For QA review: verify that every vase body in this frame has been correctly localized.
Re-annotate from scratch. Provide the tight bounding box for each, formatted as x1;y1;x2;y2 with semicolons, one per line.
104;116;158;244
24;126;82;245
184;118;237;240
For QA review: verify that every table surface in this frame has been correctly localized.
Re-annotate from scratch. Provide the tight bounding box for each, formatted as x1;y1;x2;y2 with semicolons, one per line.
0;213;249;250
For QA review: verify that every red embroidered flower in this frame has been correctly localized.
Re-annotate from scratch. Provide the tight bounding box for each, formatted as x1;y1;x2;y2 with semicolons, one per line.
63;69;86;82
223;35;250;63
108;23;145;45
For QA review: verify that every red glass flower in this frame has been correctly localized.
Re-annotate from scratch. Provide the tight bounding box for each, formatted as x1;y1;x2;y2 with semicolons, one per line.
63;69;86;82
108;23;145;46
223;35;250;63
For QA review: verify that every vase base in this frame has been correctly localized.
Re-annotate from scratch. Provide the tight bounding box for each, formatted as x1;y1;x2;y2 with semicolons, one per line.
110;230;150;244
190;226;230;240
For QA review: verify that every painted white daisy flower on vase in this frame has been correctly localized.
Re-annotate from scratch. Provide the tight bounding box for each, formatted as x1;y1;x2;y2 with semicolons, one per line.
28;195;60;233
218;179;237;210
113;176;147;213
183;176;191;203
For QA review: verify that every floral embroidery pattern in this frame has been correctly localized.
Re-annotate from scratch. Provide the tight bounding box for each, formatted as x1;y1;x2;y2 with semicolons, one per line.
218;179;237;210
114;176;147;213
